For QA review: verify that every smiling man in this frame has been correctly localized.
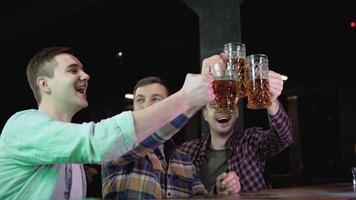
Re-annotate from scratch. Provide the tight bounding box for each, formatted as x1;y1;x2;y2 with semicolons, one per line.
102;76;241;199
178;54;294;193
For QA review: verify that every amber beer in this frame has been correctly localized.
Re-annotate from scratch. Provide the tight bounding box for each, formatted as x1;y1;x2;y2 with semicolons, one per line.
224;57;248;98
246;78;271;109
223;42;248;98
212;79;238;113
246;54;272;109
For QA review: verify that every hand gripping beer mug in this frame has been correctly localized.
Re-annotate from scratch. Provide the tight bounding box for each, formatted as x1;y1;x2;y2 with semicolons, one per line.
246;54;272;109
223;42;248;98
209;63;238;114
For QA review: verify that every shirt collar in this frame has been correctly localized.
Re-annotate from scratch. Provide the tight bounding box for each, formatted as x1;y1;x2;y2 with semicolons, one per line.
201;129;240;155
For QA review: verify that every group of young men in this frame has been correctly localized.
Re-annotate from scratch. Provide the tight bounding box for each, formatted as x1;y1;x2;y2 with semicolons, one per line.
0;46;293;199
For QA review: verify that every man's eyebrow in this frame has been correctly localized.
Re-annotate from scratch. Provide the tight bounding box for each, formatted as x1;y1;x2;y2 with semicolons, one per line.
135;94;145;98
152;94;164;97
67;63;83;69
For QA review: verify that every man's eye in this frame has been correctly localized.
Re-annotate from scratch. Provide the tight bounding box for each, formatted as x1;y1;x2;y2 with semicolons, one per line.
152;97;163;103
208;102;217;108
68;69;78;73
136;99;144;104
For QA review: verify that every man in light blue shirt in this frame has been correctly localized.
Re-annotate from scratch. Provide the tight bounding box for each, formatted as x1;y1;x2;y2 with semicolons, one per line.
0;46;215;199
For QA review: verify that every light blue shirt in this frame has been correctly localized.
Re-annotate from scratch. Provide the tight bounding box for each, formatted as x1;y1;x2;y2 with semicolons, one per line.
0;109;136;200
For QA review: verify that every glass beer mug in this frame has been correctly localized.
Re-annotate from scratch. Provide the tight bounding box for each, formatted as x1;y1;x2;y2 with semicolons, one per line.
223;42;248;98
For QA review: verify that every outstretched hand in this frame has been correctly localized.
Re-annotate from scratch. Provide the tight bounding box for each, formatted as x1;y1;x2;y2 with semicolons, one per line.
180;73;215;109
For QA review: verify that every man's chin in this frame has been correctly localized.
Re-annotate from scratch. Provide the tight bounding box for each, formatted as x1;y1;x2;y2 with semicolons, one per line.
82;101;89;108
216;125;234;135
77;100;88;109
217;130;233;137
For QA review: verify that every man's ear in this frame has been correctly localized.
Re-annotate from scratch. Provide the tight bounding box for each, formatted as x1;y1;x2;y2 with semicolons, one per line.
37;77;51;93
202;106;208;121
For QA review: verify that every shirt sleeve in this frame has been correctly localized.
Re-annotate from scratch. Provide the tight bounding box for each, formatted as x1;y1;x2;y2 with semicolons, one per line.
268;102;294;146
1;109;137;165
255;102;294;160
106;114;189;165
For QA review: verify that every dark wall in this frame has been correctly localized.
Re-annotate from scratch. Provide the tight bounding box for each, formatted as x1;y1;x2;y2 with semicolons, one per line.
0;0;200;129
240;0;356;90
182;0;245;136
240;0;356;188
182;0;243;59
286;87;356;186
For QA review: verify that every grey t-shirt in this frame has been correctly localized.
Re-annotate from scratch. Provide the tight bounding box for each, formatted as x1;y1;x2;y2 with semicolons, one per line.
199;146;228;193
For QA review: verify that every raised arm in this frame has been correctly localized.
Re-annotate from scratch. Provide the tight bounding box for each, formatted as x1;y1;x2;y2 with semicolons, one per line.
267;70;284;115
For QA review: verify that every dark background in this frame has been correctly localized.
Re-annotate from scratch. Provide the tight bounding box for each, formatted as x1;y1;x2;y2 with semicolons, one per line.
240;0;356;188
0;0;200;125
1;0;356;196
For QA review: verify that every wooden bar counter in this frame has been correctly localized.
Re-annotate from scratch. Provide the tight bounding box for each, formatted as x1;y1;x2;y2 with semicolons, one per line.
235;182;356;200
177;182;356;199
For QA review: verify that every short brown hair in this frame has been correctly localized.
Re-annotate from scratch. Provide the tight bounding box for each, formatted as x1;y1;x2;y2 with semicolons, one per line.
133;76;170;96
26;46;74;104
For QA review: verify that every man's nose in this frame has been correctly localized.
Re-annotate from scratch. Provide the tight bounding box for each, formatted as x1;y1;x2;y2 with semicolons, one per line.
80;71;90;81
143;101;153;108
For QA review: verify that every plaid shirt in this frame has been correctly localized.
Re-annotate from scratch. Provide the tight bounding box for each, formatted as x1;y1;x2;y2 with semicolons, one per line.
178;103;294;192
101;115;207;199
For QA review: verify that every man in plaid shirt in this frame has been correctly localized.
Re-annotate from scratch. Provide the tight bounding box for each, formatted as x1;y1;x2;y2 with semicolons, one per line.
101;76;241;199
178;54;294;192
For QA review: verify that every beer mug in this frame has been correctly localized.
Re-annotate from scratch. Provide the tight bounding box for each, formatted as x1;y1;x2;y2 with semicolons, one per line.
223;42;248;98
246;54;272;109
351;167;356;185
209;63;238;114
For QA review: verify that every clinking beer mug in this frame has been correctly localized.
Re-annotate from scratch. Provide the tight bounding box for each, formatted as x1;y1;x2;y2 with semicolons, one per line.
223;42;248;98
246;54;272;109
209;62;238;114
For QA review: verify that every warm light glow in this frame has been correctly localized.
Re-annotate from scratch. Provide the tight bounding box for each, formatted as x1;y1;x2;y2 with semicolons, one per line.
125;94;134;99
287;95;298;100
350;21;356;28
281;75;288;81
